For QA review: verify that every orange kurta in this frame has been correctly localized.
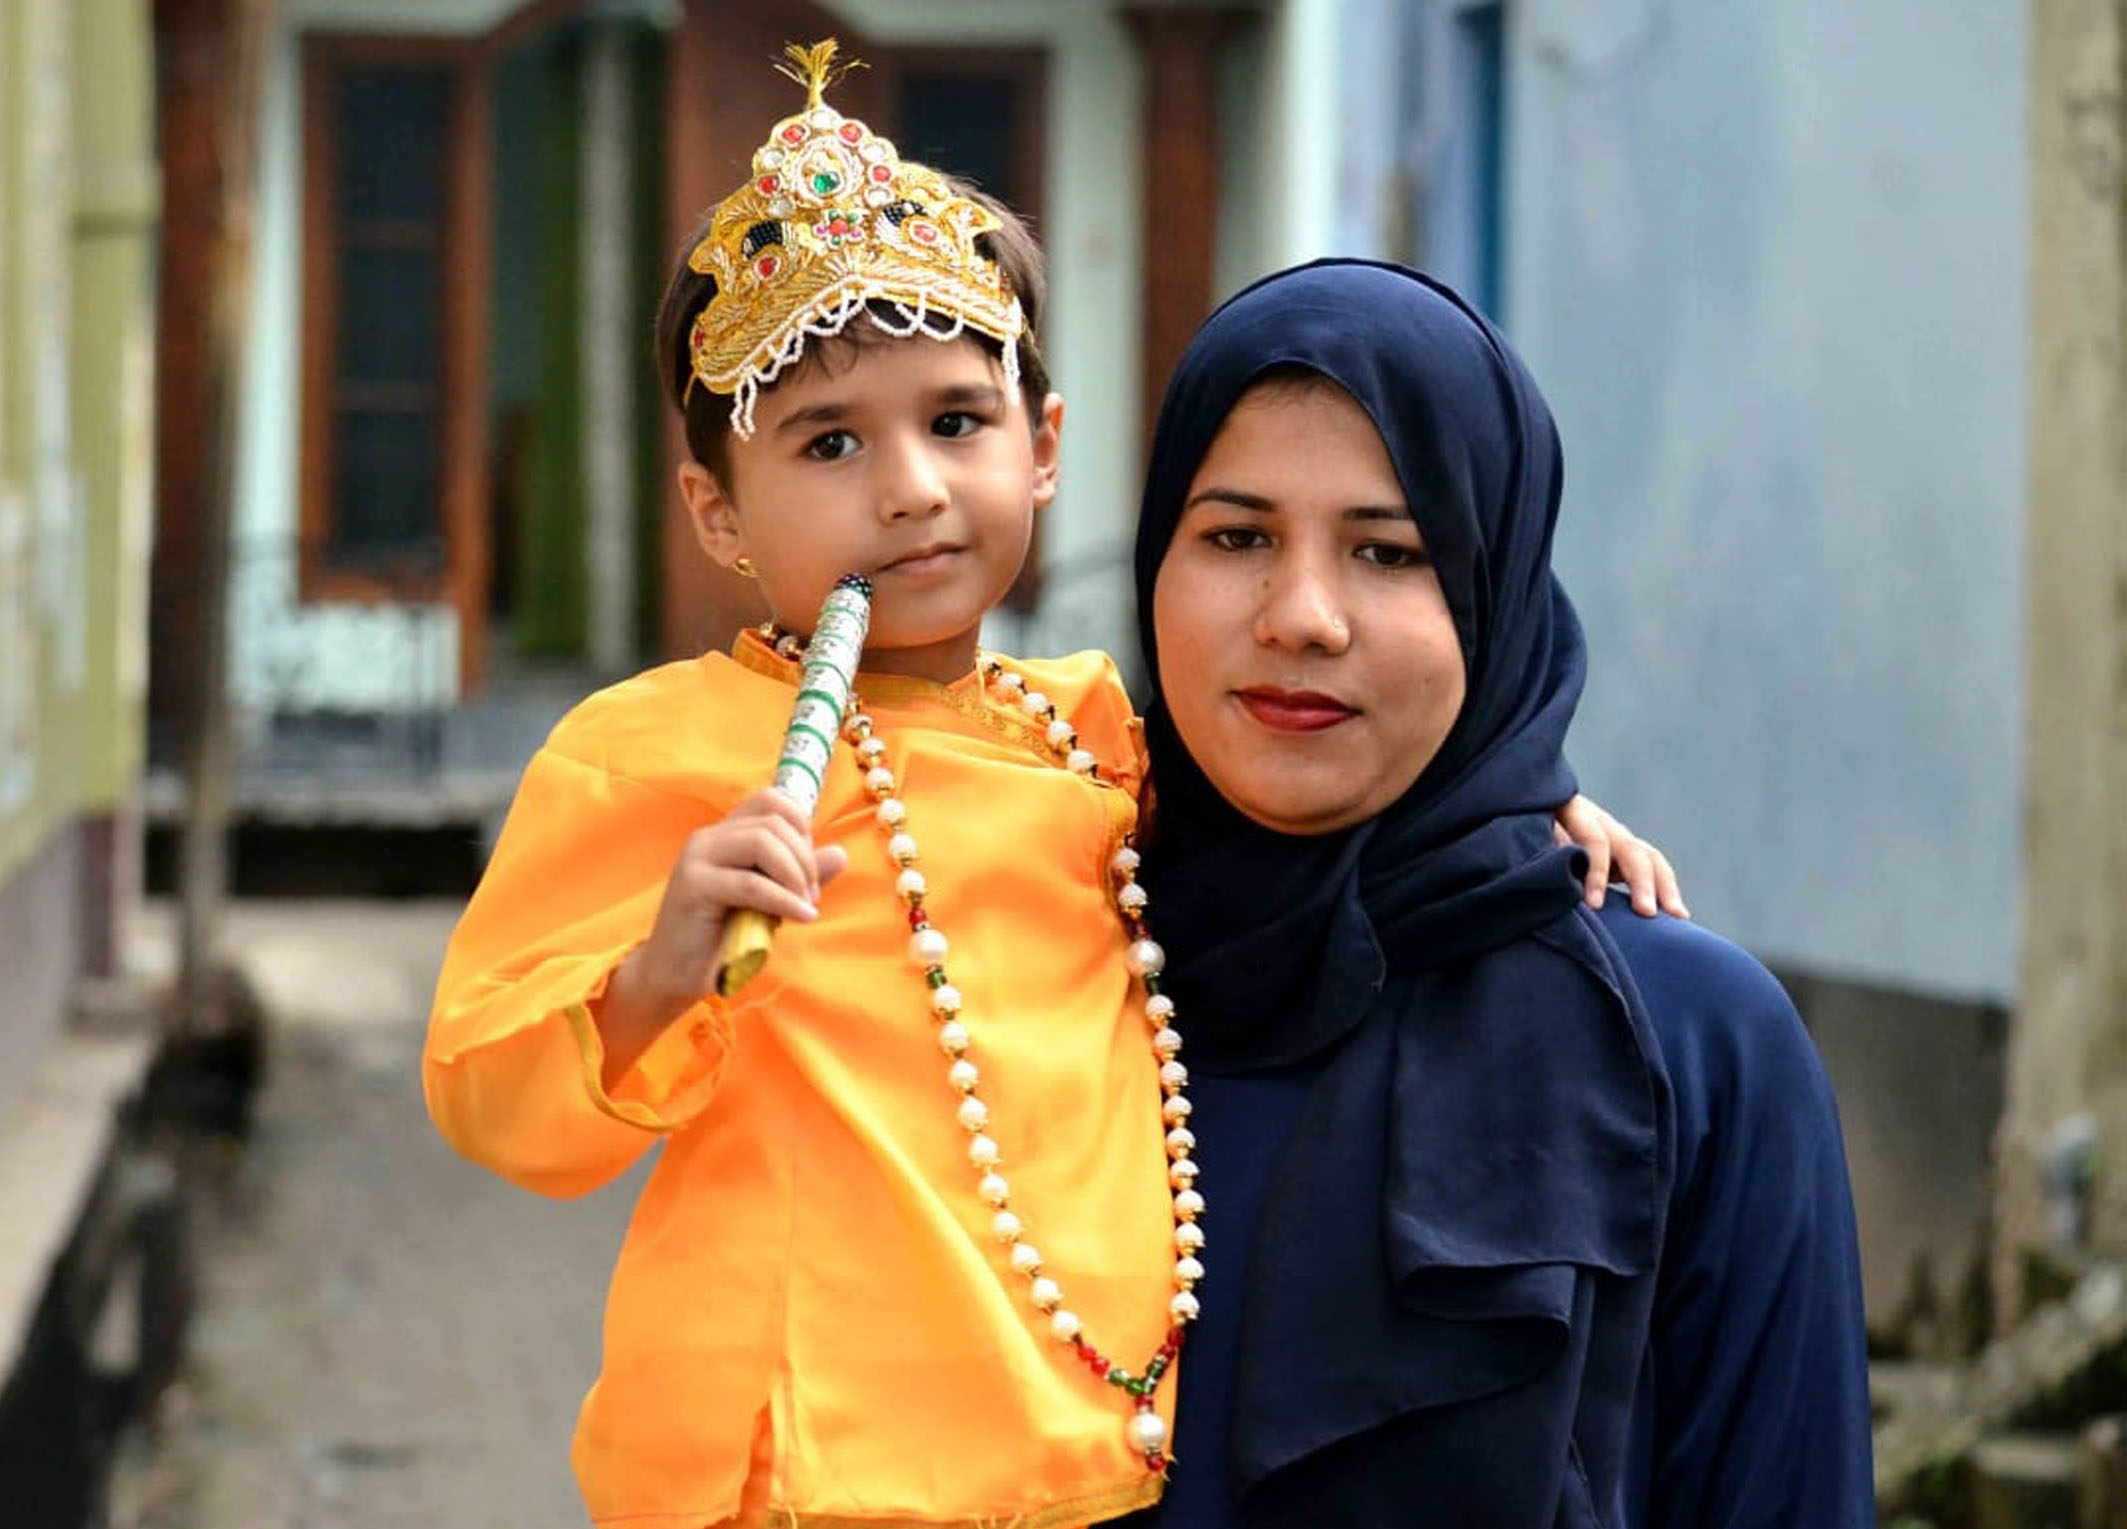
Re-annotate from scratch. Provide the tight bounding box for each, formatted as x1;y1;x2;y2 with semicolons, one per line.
424;637;1176;1529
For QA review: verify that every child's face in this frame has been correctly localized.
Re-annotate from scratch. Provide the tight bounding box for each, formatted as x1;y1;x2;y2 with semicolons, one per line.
683;336;1062;683
1151;381;1466;835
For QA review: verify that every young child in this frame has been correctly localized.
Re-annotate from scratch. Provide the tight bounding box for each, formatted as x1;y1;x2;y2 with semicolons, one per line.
428;43;1188;1529
425;41;1676;1529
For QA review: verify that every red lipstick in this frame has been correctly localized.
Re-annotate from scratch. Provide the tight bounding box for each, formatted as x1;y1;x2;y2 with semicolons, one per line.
1233;688;1358;733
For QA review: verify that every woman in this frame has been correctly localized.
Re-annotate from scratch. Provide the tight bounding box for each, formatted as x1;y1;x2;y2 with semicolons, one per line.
1130;261;1873;1527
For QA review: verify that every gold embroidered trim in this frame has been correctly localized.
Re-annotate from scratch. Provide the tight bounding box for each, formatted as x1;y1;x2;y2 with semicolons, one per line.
728;632;1068;760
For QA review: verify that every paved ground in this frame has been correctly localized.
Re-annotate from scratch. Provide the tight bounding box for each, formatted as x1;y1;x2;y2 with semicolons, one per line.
109;901;643;1529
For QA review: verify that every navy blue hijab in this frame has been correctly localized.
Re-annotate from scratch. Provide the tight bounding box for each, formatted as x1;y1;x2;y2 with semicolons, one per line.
1134;261;1669;1511
1135;257;1593;1055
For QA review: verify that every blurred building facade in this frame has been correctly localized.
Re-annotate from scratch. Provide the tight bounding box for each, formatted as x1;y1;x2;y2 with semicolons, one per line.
172;0;1342;793
0;0;164;1513
0;0;157;1128
157;0;2122;1353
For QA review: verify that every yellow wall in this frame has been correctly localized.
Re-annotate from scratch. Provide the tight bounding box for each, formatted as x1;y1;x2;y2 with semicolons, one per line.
0;0;157;882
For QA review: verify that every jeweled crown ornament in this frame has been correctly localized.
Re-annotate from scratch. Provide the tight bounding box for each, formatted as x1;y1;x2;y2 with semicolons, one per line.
687;39;1026;438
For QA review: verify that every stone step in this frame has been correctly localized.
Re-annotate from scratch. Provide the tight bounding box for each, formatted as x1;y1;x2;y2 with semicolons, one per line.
1971;1431;2080;1529
1877;1263;2127;1519
1874;1358;1963;1421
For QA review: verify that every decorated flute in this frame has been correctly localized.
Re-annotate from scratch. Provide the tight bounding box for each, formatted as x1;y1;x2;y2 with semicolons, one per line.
713;573;874;997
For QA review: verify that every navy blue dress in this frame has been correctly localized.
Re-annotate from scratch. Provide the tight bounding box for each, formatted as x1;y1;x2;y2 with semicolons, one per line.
1121;259;1876;1529
1144;906;1873;1529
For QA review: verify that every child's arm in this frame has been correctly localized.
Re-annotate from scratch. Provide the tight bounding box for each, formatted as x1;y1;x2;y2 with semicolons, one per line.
597;788;845;1085
425;743;831;1198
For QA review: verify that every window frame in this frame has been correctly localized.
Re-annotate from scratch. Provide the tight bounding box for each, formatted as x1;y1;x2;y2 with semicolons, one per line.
297;31;490;618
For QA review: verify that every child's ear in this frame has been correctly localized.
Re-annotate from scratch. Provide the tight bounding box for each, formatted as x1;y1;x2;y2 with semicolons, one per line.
678;461;747;566
1030;392;1064;510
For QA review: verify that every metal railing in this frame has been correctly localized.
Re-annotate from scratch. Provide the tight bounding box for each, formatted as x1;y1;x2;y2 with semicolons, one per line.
151;537;451;787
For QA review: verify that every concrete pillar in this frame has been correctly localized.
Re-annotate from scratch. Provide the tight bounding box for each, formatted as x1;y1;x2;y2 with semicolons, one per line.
150;0;275;1036
580;18;637;676
71;0;159;978
1995;0;2127;1323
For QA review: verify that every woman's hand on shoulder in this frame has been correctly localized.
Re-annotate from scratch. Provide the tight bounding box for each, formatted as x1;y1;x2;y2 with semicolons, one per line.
1553;794;1688;919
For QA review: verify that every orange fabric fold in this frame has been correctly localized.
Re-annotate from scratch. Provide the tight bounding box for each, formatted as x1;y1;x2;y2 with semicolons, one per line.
425;641;1173;1528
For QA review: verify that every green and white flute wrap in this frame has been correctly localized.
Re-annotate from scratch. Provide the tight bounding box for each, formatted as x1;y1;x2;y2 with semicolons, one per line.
714;573;873;996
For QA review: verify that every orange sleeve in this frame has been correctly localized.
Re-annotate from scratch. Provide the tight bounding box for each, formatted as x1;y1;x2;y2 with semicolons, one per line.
423;737;745;1199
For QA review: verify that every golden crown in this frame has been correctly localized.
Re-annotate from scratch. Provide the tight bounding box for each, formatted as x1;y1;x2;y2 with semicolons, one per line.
687;40;1026;438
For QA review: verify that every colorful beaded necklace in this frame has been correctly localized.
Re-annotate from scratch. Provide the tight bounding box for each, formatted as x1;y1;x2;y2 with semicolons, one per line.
767;630;1203;1472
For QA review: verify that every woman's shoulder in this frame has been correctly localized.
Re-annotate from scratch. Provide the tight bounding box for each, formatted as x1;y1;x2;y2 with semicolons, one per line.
1592;903;1794;1024
1599;901;1846;1190
1588;904;1837;1141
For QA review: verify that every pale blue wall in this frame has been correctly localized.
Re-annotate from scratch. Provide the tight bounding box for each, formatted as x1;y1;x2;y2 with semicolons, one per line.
1338;0;2026;1002
1509;1;2026;1002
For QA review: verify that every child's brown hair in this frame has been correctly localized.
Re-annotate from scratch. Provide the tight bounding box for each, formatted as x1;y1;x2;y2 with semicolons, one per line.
653;179;1052;482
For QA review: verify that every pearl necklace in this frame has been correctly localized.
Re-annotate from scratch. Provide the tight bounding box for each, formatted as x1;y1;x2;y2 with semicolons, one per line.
768;633;1203;1473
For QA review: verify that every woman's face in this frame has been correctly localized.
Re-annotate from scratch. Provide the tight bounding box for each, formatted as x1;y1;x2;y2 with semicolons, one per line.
1152;381;1467;835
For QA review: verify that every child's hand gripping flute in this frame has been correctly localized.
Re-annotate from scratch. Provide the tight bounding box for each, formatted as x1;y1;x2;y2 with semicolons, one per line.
713;573;873;996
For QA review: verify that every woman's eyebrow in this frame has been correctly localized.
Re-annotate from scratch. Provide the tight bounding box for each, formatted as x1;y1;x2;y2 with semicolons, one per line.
1183;487;1274;512
1181;489;1410;521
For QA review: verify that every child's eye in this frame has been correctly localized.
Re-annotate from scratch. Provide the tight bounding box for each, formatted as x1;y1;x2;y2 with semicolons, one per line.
804;429;859;462
1205;527;1271;553
933;411;985;439
1356;541;1429;570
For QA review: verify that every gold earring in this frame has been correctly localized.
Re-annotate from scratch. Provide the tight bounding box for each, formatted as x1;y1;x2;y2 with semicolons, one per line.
733;556;759;580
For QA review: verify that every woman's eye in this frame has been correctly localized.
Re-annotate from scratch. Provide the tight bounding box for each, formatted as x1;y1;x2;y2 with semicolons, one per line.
933;411;984;439
804;429;859;462
1357;541;1429;569
1205;527;1270;553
